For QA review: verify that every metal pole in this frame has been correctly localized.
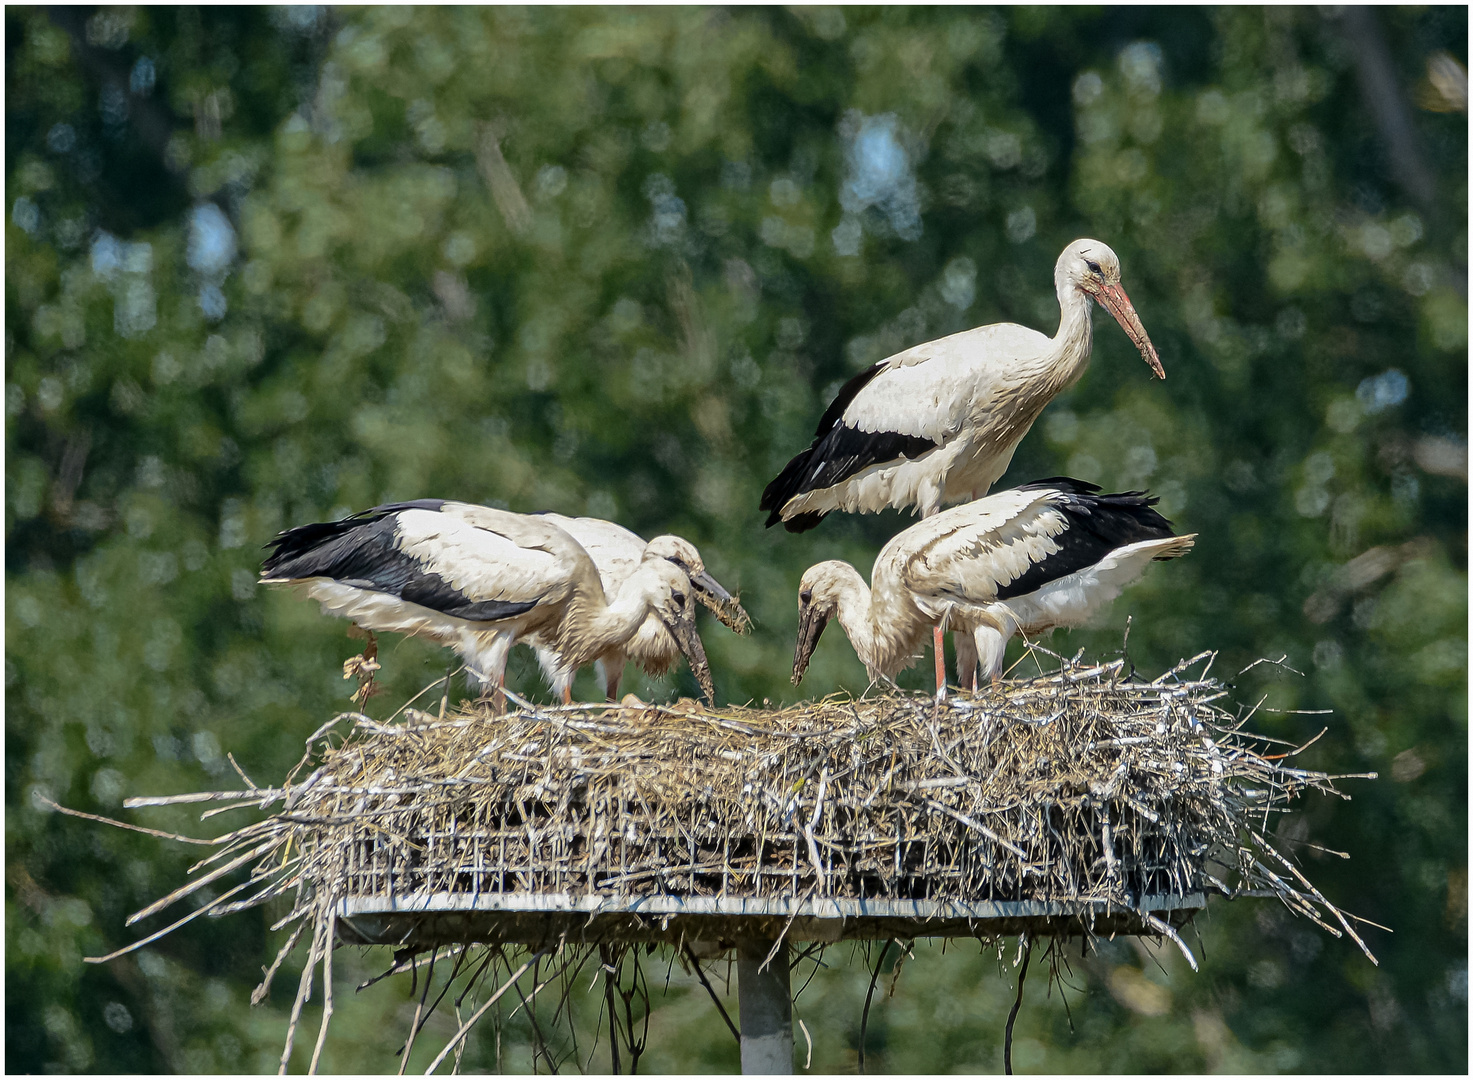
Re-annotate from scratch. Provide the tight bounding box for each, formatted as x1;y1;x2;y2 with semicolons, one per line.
737;938;793;1074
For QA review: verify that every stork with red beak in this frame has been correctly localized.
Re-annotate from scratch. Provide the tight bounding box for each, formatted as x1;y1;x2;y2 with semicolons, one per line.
761;238;1164;687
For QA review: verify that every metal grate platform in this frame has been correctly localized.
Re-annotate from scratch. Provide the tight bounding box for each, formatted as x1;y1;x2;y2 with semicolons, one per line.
336;889;1207;950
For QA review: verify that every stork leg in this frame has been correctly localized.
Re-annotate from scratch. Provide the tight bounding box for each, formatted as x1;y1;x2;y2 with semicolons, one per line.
604;667;622;703
933;626;947;702
562;682;573;706
493;673;507;715
954;632;980;693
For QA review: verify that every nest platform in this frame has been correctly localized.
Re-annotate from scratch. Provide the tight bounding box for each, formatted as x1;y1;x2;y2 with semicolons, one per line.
83;653;1377;1072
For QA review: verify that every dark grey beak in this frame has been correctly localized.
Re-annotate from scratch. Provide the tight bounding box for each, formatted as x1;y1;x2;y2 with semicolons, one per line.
662;595;716;705
792;602;830;685
688;568;751;635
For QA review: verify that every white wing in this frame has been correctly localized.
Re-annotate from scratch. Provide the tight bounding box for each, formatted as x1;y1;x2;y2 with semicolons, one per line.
395;506;578;606
879;487;1068;608
536;514;645;597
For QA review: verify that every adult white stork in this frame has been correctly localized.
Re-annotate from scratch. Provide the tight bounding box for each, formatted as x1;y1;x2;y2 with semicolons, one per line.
790;479;1194;697
259;500;715;706
525;513;749;701
761;240;1163;533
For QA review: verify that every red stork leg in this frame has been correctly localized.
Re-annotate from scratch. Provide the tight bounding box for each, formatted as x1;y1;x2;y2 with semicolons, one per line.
562;683;574;706
933;626;947;702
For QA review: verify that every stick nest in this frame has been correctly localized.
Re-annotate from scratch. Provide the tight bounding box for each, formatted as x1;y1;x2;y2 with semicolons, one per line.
83;652;1377;1070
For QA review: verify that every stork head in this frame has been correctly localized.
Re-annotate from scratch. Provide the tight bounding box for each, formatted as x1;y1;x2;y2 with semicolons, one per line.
792;561;852;685
644;535;751;634
629;558;716;704
1057;239;1165;380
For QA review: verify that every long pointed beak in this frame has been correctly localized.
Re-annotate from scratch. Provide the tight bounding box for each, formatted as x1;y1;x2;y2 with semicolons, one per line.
690;569;751;635
1095;282;1165;380
662;595;716;705
792;603;830;685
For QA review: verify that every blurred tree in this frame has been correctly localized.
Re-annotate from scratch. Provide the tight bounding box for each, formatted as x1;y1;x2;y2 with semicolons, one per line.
7;6;1464;1072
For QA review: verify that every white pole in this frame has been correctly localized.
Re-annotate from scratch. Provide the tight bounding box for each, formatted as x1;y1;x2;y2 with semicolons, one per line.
737;938;793;1074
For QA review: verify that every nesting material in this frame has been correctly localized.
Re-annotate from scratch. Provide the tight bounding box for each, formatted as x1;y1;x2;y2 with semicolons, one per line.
82;653;1376;1069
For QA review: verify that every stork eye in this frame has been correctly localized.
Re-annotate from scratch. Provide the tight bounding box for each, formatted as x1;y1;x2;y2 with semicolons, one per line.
672;590;687;605
799;588;812;604
1084;259;1102;275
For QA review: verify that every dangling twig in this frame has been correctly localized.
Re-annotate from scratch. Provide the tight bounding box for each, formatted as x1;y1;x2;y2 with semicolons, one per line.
1004;935;1032;1076
422;949;550;1075
858;939;893;1073
683;945;739;1043
308;911;338;1074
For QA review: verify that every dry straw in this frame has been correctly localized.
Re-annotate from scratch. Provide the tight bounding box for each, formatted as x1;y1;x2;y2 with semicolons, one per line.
77;650;1378;1072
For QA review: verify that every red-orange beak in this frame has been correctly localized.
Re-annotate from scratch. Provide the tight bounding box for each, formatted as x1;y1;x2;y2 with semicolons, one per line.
1093;281;1165;380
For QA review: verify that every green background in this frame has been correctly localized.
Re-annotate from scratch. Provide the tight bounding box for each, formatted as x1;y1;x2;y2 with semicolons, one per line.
6;6;1466;1072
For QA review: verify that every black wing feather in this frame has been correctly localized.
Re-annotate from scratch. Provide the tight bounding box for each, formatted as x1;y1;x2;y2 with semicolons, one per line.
262;500;539;623
761;362;939;532
996;483;1178;600
262;500;447;572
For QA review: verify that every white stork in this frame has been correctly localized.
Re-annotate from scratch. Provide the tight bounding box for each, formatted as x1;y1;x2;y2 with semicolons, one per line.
259;500;715;707
761;238;1163;683
525;513;749;701
761;240;1163;532
790;479;1194;697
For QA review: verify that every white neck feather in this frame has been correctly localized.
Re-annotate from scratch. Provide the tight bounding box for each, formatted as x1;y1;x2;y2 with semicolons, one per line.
560;570;654;666
1047;276;1096;387
831;565;932;680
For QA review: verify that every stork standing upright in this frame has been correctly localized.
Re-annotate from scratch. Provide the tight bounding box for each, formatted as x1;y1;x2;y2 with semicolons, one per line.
526;513;749;701
761;238;1165;686
259;500;715;707
790;479;1194;697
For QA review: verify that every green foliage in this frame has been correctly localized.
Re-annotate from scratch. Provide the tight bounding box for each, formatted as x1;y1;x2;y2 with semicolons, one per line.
7;6;1465;1072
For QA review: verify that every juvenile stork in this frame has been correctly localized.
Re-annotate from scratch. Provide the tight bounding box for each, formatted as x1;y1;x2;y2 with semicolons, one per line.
761;238;1164;682
259;500;715;707
527;513;749;701
790;479;1194;697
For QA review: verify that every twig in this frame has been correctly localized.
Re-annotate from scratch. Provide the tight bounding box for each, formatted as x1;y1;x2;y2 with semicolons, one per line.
308;911;338;1074
1004;935;1032;1076
253;920;307;1006
396;947;437;1074
683;945;739;1044
422;949;549;1075
279;911;327;1074
86;877;255;964
858;940;893;1073
37;796;218;845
